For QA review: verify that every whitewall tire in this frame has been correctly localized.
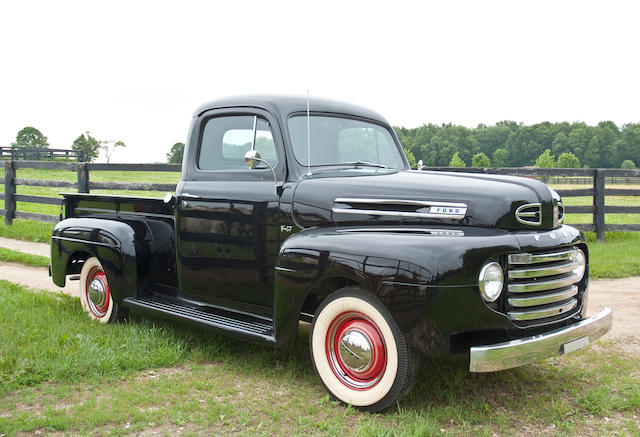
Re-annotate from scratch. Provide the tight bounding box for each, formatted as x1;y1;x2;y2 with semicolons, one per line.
310;287;416;412
79;257;117;323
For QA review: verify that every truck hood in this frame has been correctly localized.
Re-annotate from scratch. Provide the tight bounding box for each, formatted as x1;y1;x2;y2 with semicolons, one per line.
292;169;559;230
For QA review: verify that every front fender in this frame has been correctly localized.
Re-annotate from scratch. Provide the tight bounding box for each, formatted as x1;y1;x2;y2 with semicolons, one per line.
273;226;521;351
51;218;140;302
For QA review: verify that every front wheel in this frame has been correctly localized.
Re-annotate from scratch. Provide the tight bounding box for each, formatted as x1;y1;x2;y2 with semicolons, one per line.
310;287;416;412
79;257;125;323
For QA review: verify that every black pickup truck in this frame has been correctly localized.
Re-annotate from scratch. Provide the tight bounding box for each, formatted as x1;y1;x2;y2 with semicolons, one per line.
50;95;612;411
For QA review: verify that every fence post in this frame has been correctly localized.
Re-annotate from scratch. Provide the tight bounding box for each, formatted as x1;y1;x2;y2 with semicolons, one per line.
593;169;605;242
77;163;89;193
4;160;16;225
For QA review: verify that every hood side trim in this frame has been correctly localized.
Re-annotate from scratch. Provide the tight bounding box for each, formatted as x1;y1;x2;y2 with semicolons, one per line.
333;198;467;220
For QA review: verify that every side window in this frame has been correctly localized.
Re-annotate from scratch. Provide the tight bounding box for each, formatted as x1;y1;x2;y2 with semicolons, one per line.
198;115;277;171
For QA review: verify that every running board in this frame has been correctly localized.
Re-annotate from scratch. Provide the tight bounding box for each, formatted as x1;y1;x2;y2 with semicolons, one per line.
123;297;276;345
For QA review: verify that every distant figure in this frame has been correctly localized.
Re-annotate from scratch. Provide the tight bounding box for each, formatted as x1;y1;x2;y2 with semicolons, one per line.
417;159;425;171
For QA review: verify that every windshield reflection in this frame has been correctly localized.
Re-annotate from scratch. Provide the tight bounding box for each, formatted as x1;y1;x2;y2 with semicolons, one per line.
288;115;405;169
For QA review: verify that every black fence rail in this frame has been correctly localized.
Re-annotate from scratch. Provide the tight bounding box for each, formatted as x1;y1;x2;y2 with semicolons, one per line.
2;161;640;242
546;176;640;185
2;161;180;224
1;147;87;162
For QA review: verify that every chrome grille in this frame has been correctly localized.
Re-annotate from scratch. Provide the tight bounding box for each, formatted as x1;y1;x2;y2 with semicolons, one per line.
506;247;583;323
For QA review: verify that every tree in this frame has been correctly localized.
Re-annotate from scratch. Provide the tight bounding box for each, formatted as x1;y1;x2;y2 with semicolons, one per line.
449;152;466;167
551;132;570;156
167;142;185;164
535;149;555;168
404;149;417;168
101;140;126;164
492;148;509;167
11;127;49;149
556;152;581;168
72;132;101;162
621;159;636;169
583;136;602;168
475;126;512;157
471;152;490;168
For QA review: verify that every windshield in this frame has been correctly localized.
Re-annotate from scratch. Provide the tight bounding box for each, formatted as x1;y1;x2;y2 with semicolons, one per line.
288;115;405;169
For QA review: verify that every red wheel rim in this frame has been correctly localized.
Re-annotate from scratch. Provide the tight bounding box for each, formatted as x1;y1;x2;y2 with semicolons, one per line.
85;266;110;318
325;311;387;390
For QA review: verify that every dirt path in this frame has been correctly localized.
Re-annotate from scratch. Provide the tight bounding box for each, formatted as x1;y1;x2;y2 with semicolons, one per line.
0;236;50;257
587;276;640;343
1;238;638;341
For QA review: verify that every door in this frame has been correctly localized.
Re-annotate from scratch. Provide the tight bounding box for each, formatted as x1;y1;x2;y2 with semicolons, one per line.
176;109;285;317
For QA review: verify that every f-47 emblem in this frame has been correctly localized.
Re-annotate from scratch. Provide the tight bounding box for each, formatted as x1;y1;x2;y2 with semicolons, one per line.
281;225;293;232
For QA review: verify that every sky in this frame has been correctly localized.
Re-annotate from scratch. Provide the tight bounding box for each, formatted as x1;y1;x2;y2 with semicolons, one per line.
1;0;638;163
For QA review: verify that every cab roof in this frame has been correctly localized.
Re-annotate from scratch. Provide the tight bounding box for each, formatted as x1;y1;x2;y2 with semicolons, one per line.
193;94;389;124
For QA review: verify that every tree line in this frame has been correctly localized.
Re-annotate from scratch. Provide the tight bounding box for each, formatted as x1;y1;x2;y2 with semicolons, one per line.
10;121;640;169
395;121;640;169
10;127;125;163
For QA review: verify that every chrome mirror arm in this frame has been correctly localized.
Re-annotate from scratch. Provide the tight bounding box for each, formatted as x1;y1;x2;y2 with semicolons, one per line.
244;150;281;196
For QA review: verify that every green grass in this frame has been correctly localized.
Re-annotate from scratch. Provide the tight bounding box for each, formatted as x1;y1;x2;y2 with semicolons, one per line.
0;247;49;267
0;281;638;435
586;232;640;278
551;183;640;225
0;219;53;243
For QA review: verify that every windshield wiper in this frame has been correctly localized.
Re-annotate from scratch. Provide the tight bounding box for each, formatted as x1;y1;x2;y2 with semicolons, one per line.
341;160;388;169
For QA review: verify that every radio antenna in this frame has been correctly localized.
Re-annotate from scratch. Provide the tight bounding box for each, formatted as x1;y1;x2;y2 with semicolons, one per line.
306;90;311;176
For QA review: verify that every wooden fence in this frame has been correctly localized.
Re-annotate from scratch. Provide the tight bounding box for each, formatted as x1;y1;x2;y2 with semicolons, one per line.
1;147;87;162
1;160;180;224
423;166;640;241
2;161;640;242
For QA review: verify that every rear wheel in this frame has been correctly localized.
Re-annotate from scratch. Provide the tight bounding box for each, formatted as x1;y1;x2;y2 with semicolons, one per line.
79;257;125;323
310;287;416;412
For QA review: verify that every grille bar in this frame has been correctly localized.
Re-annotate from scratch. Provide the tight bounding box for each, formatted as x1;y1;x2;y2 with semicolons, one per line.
508;299;578;321
508;285;578;307
508;248;575;265
508;260;577;279
508;272;580;293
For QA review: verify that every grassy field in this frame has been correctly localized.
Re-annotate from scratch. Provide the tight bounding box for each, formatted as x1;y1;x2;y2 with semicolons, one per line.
551;183;640;225
0;280;638;436
0;247;49;267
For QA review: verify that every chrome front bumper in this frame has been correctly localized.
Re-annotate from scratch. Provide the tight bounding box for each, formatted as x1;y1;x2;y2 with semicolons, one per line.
469;307;612;372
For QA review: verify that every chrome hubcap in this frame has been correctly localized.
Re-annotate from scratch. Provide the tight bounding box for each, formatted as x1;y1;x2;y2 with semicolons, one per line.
338;329;373;373
326;312;387;390
89;278;106;307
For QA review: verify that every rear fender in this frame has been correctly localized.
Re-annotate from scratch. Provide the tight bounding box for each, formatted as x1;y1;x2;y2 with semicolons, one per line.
51;218;142;302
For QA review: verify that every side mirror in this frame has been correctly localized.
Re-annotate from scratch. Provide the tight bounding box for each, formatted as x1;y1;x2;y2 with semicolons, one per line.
243;150;281;196
244;150;262;169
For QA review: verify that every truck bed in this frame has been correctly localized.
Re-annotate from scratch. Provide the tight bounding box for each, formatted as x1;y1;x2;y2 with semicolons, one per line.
62;193;174;220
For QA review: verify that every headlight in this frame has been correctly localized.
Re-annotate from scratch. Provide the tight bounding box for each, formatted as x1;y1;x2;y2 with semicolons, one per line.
478;262;503;302
570;249;586;281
